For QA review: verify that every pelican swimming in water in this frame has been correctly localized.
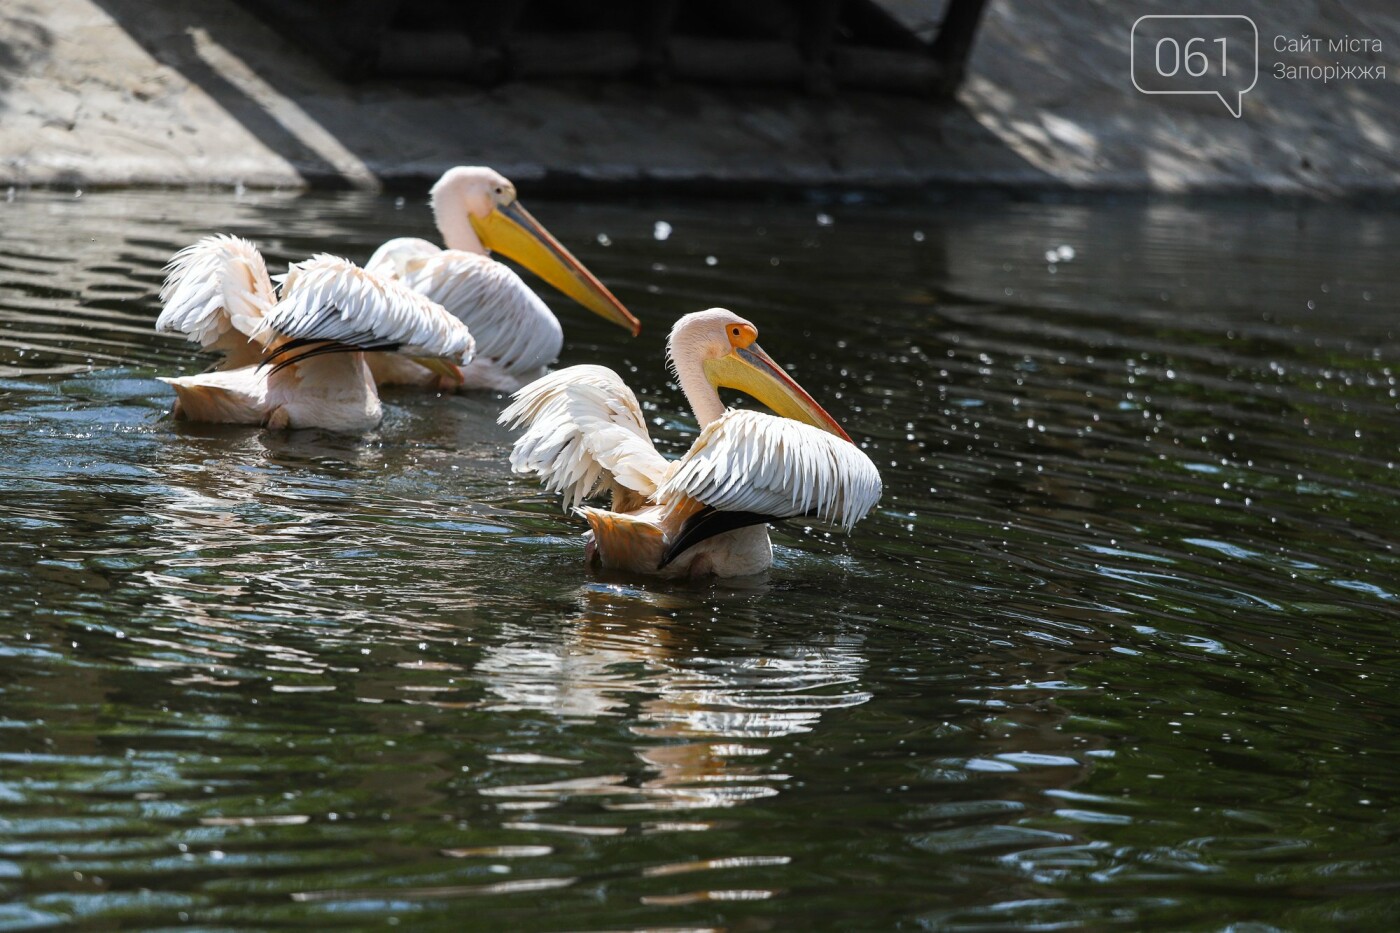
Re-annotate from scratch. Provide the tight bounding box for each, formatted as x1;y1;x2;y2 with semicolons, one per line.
156;235;473;433
500;308;882;578
365;166;640;392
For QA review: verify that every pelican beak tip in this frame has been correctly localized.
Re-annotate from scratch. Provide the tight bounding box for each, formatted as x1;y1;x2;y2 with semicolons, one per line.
713;343;855;442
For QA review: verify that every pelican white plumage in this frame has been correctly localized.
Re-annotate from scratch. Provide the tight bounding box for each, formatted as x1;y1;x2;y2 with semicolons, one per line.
156;235;473;433
365;166;639;391
500;309;881;578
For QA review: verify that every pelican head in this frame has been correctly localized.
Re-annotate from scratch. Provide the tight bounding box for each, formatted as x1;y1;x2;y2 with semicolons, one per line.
670;308;851;442
430;167;640;336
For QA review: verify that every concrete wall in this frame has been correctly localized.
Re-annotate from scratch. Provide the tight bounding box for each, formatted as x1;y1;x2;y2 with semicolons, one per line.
0;0;1396;193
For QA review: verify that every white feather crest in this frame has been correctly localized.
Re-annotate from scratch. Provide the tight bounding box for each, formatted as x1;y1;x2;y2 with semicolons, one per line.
499;365;669;509
656;409;882;530
259;254;475;362
156;234;275;347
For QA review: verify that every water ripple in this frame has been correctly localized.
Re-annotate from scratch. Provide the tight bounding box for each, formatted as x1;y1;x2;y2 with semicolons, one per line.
0;190;1396;928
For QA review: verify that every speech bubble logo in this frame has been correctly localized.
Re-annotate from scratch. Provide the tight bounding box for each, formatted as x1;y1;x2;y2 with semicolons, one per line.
1131;15;1258;118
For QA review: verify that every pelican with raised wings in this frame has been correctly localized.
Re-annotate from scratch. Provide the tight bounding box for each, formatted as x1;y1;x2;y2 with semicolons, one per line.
365;166;640;392
156;235;473;433
499;308;882;578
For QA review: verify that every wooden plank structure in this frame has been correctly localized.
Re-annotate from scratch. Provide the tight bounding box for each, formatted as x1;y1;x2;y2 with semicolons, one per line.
232;0;989;98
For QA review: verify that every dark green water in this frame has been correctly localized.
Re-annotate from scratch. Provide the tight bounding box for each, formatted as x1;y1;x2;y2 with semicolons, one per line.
0;187;1397;930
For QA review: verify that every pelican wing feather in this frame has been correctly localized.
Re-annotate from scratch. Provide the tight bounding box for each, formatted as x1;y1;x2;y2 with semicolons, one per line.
156;235;275;348
656;409;882;531
499;364;670;510
397;250;563;376
261;255;475;361
364;236;440;276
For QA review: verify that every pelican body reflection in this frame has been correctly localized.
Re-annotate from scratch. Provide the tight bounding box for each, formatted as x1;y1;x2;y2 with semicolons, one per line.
475;587;872;813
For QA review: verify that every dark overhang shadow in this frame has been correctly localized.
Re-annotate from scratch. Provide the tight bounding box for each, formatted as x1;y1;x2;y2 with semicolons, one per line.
86;0;360;188
78;0;1057;195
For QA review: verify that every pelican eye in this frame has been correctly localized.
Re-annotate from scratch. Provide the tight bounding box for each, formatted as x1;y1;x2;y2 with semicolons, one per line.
726;322;758;348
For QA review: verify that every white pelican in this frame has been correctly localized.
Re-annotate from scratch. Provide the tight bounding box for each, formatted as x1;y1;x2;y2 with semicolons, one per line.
156;235;473;433
365;166;640;391
499;308;882;578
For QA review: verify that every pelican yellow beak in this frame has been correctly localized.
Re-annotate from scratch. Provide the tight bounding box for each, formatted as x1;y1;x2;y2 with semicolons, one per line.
703;337;852;442
470;200;641;336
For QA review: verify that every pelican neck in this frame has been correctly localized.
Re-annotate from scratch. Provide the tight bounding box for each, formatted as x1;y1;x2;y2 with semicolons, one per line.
432;200;487;255
672;346;727;429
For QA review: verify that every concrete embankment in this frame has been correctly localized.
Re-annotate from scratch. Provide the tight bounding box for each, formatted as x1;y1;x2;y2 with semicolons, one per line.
1;0;1397;194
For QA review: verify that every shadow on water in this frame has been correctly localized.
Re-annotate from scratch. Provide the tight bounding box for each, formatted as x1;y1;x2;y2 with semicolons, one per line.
0;187;1397;928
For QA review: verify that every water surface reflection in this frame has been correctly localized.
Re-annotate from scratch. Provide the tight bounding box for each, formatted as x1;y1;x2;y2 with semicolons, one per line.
478;587;871;814
0;188;1396;929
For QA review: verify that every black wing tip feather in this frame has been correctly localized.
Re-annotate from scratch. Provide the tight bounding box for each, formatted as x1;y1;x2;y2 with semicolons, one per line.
262;340;401;375
258;336;322;369
659;507;776;569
